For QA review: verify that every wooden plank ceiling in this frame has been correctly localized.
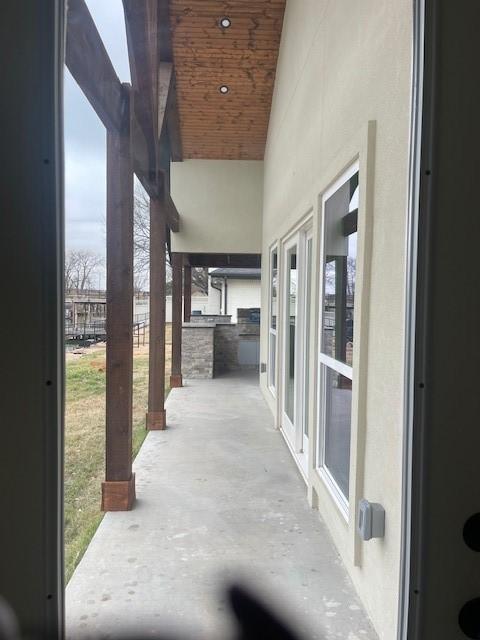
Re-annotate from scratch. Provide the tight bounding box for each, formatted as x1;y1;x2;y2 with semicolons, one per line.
170;0;285;160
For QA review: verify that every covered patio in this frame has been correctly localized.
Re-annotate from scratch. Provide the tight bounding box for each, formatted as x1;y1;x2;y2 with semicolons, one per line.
65;2;377;638
66;373;376;639
65;0;272;512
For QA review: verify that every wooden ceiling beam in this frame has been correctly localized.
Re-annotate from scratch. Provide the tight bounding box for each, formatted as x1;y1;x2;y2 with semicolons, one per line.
67;0;180;230
165;76;183;162
158;62;173;135
131;94;164;199
158;0;174;62
158;0;183;161
164;194;180;232
185;254;261;268
66;0;160;196
122;0;158;185
66;0;126;133
123;0;181;229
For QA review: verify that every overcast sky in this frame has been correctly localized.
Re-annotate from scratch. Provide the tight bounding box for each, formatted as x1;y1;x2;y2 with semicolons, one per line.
64;0;131;274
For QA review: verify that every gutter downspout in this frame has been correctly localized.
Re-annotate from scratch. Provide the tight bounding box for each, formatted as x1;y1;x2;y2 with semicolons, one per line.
210;277;223;314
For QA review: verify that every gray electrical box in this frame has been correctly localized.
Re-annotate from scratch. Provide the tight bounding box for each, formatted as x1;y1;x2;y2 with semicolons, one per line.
357;499;385;541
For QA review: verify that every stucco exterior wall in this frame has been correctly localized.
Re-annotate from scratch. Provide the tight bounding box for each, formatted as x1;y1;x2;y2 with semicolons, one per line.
225;279;261;323
259;1;412;638
170;160;263;254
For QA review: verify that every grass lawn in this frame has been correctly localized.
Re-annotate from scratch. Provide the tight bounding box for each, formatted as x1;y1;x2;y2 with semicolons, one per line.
64;326;171;582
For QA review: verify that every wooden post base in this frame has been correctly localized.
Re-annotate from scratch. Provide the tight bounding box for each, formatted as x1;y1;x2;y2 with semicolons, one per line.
101;473;136;511
170;374;183;388
146;410;166;430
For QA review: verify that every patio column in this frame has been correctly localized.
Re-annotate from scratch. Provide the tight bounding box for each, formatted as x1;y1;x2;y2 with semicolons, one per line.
146;197;167;430
183;264;192;322
170;252;183;387
102;84;135;511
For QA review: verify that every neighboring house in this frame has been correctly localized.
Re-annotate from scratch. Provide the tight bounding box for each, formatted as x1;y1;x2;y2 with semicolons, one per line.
165;293;208;322
207;268;261;323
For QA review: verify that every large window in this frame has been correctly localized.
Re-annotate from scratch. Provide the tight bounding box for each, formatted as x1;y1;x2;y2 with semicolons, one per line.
318;163;359;516
268;246;278;393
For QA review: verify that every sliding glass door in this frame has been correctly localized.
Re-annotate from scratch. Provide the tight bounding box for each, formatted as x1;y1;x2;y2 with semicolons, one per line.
281;225;312;477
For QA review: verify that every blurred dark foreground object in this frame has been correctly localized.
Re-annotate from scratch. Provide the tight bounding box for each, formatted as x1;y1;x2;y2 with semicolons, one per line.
0;585;305;640
229;585;301;640
0;598;19;640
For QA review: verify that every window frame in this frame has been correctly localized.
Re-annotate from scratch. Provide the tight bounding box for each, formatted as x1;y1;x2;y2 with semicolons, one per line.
281;235;299;439
267;242;279;396
300;228;314;455
316;160;360;521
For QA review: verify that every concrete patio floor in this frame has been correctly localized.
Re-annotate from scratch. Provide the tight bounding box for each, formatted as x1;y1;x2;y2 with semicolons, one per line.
66;373;377;640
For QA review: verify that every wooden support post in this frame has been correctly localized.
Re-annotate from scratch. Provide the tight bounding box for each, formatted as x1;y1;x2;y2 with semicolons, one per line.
146;198;167;430
170;252;183;388
102;85;135;512
183;264;192;323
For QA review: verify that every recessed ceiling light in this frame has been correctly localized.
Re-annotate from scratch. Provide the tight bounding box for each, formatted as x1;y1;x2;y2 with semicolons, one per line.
219;85;229;94
220;17;231;28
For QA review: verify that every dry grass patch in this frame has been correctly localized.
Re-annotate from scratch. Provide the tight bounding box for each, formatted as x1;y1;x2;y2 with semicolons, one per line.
65;325;172;582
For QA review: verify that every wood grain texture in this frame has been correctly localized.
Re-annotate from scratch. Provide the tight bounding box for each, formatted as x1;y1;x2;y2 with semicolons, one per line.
170;374;183;388
147;198;167;430
101;474;136;511
170;0;285;159
183;265;192;322
158;0;184;160
146;409;167;430
123;0;158;175
105;87;134;486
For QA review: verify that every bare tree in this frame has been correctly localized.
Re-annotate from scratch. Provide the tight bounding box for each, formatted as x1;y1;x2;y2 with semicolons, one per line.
164;255;208;294
346;256;356;298
324;257;356;298
134;270;148;295
134;185;150;290
134;184;208;294
191;267;208;293
65;249;104;292
65;250;77;291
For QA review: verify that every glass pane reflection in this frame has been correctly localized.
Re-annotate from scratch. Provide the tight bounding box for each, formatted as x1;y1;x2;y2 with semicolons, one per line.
322;173;358;366
324;367;352;497
270;249;278;330
304;237;313;438
285;247;297;423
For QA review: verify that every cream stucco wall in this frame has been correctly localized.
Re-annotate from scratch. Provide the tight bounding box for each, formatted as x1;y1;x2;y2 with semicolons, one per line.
259;1;412;638
171;160;263;254
225;279;261;323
